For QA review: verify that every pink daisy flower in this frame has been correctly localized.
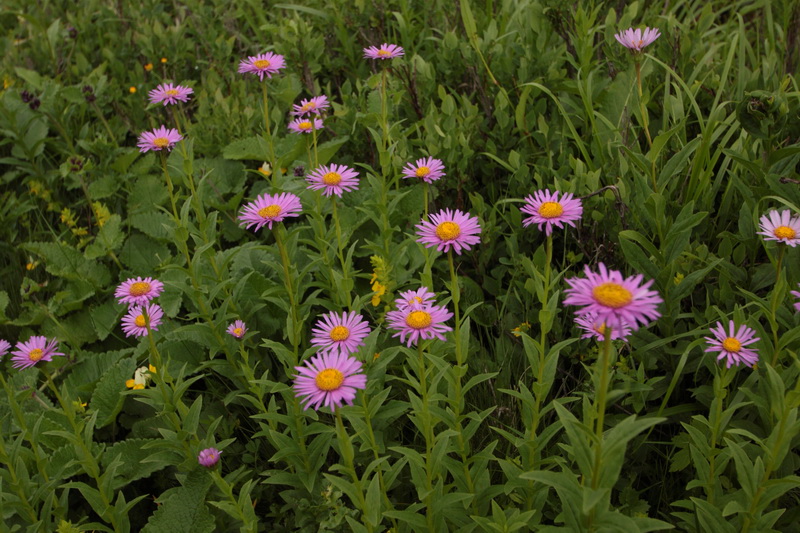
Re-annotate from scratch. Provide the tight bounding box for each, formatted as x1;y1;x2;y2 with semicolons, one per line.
310;311;371;357
704;320;760;368
563;263;662;331
306;164;360;197
416;208;481;255
521;189;583;236
287;117;324;134
115;277;164;306
575;313;631;341
238;52;286;80
121;303;164;337
363;43;405;60
792;285;800;312
402;157;445;183
614;27;661;51
0;339;10;359
756;209;800;247
293;352;367;411
395;287;437;311
10;336;65;370
292;95;330;116
238;192;302;232
148;83;194;106
198;447;221;467
227;320;247;339
386;304;453;347
137;125;182;153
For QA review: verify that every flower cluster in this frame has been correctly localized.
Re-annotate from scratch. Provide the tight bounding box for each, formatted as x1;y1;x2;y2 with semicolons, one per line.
115;277;164;337
386;289;453;347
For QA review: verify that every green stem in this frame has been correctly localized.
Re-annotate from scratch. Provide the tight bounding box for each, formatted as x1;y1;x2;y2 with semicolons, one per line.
262;83;276;185
417;343;436;532
335;410;373;532
160;152;179;221
311;124;319;168
91;101;117;146
591;328;614;489
706;365;727;504
274;225;300;364
332;197;350;308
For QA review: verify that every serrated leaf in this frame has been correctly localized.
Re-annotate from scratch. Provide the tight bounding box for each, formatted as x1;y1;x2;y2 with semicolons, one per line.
142;469;215;533
101;439;179;489
91;357;136;427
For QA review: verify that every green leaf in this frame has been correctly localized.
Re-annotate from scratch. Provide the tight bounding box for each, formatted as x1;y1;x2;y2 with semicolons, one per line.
101;439;179;490
142;470;215;533
91;357;136;428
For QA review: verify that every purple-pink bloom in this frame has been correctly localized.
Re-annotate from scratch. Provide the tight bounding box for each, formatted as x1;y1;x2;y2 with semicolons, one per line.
292;95;330;117
386;304;453;347
306;164;360;197
310;311;371;357
198;447;221;467
416;208;481;255
395;287;437;311
614;27;661;51
137;125;182;153
0;339;12;359
521;189;583;236
563;263;662;332
704;320;760;368
148;83;193;106
756;209;800;247
402;157;445;184
575;313;631;341
10;336;64;370
121;303;163;337
792;285;800;312
238;52;286;80
287;117;324;134
227;320;247;339
364;43;404;60
115;277;164;306
238;192;302;232
293;352;367;411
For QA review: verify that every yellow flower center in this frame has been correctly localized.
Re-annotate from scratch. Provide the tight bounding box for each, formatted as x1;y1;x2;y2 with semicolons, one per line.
538;201;564;218
302;102;316;111
406;310;432;329
233;327;244;337
29;348;44;362
410;296;423;305
165;89;179;96
774;225;796;239
298;121;313;130
594;323;607;335
637;39;644;48
329;325;350;342
415;166;430;177
722;337;741;352
435;221;461;241
592;282;633;309
153;137;170;148
315;368;345;391
322;172;342;186
258;204;281;218
377;49;391;57
254;59;270;69
129;281;151;296
134;315;147;327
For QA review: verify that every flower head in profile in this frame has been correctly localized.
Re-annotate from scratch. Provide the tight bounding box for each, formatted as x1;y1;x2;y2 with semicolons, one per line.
292;95;330;116
563;263;662;331
521;189;583;236
293;352;367;411
126;365;156;389
148;83;193;106
137;126;182;153
364;43;404;60
227;320;248;339
121;303;164;337
10;336;65;370
198;447;222;467
0;339;10;360
704;320;760;368
288;117;324;134
614;27;661;52
395;287;437;311
311;311;371;357
306;164;360;197
416;208;481;255
115;277;164;306
238;192;302;232
238;52;286;80
386;303;453;347
402;157;445;184
575;313;631;341
792;285;800;312
757;209;800;247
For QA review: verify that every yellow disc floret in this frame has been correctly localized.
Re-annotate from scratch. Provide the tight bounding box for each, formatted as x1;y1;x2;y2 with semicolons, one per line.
774;226;797;240
28;348;44;362
435;221;461;241
722;337;741;352
322;172;342;186
406;310;433;329
254;59;271;69
377;49;391;57
329;325;350;342
153;137;170;148
165;89;179;96
592;282;633;309
129;282;151;296
315;368;345;391
258;205;281;218
538;201;564;218
134;315;147;328
415;166;430;178
298;121;313;130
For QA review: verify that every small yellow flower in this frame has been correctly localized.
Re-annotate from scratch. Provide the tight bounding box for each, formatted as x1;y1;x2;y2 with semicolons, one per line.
92;202;111;227
511;321;531;337
160;57;167;63
144;63;153;71
673;272;684;285
129;86;137;94
258;162;272;176
3;76;12;90
373;352;380;360
25;261;37;271
60;207;78;227
126;366;154;390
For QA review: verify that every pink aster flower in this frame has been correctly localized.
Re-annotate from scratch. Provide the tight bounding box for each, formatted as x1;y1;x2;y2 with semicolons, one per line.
121;303;163;337
115;277;164;306
0;339;12;359
563;263;662;331
227;320;247;339
575;313;631;341
238;192;302;232
614;27;661;52
416;208;481;255
148;83;194;106
521;189;583;236
395;287;437;311
402;157;445;184
364;43;404;60
310;311;371;357
386;304;453;347
287;117;324;134
198;447;221;467
306;164;360;197
704;320;760;368
10;336;64;370
137;125;182;153
756;209;800;247
293;352;367;411
792;285;800;312
292;95;330;116
238;52;286;80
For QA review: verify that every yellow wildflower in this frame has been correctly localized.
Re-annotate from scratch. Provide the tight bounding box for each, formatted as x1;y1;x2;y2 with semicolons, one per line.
144;63;153;71
129;86;137;94
92;202;111;227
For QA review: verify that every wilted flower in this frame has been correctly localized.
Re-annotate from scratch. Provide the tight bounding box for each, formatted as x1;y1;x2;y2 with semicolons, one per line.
395;287;437;311
704;320;760;368
198;447;222;467
293;352;367;411
575;313;631;341
126;365;156;389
